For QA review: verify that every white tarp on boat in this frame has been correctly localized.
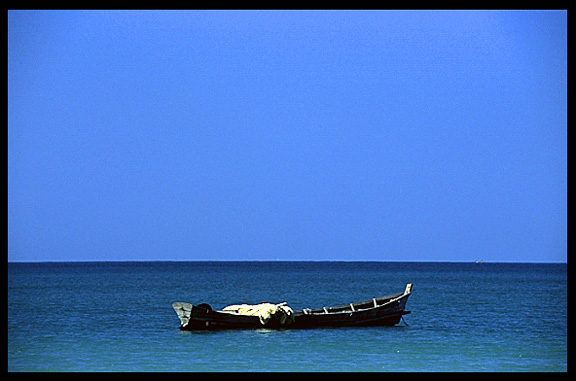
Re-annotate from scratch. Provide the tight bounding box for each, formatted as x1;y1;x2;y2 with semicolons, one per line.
221;302;294;325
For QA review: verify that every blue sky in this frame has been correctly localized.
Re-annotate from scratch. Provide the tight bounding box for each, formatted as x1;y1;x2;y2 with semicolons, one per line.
8;10;567;262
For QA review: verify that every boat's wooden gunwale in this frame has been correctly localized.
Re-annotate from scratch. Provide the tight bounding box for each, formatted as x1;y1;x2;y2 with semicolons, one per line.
303;292;405;315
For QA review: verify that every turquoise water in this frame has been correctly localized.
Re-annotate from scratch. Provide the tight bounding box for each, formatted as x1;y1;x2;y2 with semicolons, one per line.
8;261;567;372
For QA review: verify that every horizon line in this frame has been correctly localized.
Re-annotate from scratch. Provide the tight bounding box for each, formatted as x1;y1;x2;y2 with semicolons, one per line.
7;259;567;264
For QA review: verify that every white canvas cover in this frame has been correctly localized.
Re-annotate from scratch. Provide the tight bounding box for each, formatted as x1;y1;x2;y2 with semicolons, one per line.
221;302;294;325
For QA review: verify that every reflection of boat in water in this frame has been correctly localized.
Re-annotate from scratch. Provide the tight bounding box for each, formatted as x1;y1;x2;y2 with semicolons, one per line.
172;284;412;330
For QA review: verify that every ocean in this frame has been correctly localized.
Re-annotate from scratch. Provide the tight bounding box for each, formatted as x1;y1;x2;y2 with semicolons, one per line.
8;261;567;372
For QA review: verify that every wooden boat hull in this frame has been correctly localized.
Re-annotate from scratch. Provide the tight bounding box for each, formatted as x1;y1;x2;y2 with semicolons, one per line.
173;284;412;330
291;292;411;329
175;304;291;330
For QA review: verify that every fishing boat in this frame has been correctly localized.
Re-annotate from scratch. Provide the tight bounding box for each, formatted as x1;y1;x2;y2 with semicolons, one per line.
172;284;412;330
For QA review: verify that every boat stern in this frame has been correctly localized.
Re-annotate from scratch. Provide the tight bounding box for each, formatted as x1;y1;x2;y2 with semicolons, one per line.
172;302;193;328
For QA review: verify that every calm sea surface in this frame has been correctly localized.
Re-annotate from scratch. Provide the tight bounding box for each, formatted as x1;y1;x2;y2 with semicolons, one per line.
8;261;567;372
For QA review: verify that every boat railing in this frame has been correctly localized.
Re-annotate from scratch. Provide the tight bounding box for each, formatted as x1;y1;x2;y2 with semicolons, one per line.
303;284;412;315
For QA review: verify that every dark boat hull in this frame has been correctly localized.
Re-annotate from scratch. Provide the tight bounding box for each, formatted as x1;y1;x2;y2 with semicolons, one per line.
178;306;291;330
174;284;412;331
291;293;411;329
